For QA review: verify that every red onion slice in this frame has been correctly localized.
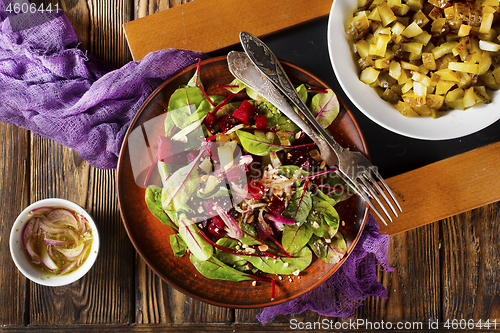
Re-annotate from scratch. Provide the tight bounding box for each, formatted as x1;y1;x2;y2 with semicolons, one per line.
59;261;78;275
29;207;53;216
256;209;273;240
55;242;85;260
46;209;79;230
43;238;70;247
22;219;41;264
40;245;58;270
215;205;242;239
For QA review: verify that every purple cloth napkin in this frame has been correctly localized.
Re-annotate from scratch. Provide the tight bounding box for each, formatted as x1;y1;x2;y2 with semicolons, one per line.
0;3;392;322
257;213;391;323
0;1;206;169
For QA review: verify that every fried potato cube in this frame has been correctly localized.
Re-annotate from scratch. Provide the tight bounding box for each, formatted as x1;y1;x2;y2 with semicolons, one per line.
474;86;491;103
402;92;425;106
448;62;479;74
434;69;460;81
356;39;370;58
378;2;397;26
435;79;456;95
369;33;391;57
413;31;432;45
402;21;423;38
445;88;465;110
401;61;420;71
480;12;494;34
428;7;444;21
479;40;500;52
360;67;380;84
396;101;420;117
389;60;402;79
426;94;445;109
463;87;477;109
422;52;437;70
412;10;430;27
431;18;447;35
457;25;472;37
478;51;492;75
432;41;459;59
394;3;410;16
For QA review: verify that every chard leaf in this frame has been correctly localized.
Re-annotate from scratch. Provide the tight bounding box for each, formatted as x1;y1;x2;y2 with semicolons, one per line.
312;196;340;229
197;186;231;199
145;186;177;230
214;238;248;266
309;89;340;129
308;233;347;264
246;86;267;102
283;186;312;224
246;246;312;275
170;234;187;257
275;115;299;143
161;161;200;212
190;254;255;282
170;105;195;129
320;172;353;203
304;202;338;239
235;130;283;156
282;224;313;254
178;214;213;261
296;84;308;103
168;86;206;113
224;79;246;94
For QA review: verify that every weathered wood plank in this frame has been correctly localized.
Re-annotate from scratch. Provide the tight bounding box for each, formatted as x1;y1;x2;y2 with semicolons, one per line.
124;0;333;60
0;123;29;327
441;203;500;322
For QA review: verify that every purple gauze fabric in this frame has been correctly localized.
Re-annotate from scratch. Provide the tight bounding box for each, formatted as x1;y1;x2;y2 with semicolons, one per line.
257;214;392;323
0;4;207;169
0;4;392;323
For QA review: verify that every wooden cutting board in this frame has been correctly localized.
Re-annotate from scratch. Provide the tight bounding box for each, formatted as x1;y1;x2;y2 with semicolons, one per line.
123;0;500;236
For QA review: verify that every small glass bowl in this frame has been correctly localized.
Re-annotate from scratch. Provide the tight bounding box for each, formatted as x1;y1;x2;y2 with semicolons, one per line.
9;198;100;286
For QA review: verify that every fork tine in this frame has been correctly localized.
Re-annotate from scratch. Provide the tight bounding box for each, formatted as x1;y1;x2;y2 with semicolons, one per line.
358;175;393;223
366;168;399;217
335;170;388;226
371;167;402;212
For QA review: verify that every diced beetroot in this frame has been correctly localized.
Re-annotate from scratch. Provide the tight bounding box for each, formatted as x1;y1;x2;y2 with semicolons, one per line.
247;179;266;200
211;216;225;229
225;164;248;183
255;114;267;130
267;196;285;216
204;112;217;132
256;216;273;240
232;100;256;125
186;150;198;163
216;114;234;133
206;223;226;239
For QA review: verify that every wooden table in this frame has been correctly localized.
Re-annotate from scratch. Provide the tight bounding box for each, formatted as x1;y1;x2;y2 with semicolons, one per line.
1;1;499;332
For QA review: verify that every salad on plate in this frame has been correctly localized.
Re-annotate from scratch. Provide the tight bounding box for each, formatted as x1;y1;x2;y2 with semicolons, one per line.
143;59;353;299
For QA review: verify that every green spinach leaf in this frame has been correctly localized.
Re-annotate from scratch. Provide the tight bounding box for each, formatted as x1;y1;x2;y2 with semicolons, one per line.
246;246;312;275
170;234;187;257
145;186;177;230
282;224;313;254
161;160;200;212
308;232;347;264
309;89;340;129
283;186;312;224
178;214;213;261
190;254;255;282
235;130;284;156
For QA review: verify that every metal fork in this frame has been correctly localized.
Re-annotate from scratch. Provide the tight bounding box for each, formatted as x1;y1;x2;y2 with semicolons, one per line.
239;31;402;225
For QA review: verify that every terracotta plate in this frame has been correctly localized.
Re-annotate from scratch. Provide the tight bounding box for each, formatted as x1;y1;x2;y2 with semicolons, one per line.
116;56;369;308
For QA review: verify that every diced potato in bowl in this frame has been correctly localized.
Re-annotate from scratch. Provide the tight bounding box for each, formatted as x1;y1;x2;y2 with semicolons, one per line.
346;0;500;118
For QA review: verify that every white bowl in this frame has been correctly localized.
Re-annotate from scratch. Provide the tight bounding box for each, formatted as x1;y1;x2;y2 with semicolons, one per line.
327;0;500;140
9;198;100;286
